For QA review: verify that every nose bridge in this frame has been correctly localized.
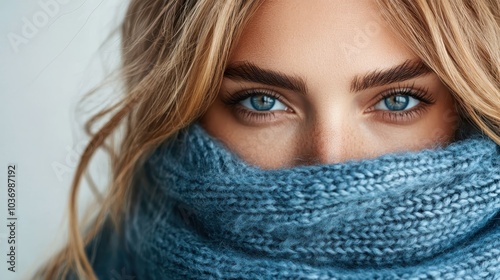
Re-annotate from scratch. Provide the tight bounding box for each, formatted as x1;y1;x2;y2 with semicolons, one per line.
302;115;354;164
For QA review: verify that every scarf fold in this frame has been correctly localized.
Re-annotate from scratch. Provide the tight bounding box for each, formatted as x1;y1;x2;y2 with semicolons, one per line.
126;123;500;279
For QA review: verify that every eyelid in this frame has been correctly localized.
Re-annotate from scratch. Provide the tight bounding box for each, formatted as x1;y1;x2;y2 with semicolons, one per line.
364;84;435;123
385;83;433;103
224;84;435;124
366;83;434;112
221;88;294;124
221;88;289;106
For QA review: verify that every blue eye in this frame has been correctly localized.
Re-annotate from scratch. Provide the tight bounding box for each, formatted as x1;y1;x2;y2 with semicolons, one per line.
374;95;420;111
240;95;287;111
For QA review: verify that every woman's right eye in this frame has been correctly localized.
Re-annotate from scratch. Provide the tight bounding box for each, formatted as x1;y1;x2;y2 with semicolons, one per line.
240;95;288;112
220;89;293;124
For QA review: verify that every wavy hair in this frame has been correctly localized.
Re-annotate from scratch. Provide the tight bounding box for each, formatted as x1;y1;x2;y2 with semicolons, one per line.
36;0;499;279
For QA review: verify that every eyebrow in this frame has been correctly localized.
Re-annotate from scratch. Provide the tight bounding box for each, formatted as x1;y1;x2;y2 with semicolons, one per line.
224;61;308;94
350;59;432;92
223;59;432;95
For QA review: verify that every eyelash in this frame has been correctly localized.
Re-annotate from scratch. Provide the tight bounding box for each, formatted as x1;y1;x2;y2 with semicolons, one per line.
221;85;435;124
221;89;288;122
369;84;435;123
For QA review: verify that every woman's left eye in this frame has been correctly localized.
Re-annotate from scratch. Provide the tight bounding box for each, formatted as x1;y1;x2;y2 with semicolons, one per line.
374;95;420;111
240;95;288;111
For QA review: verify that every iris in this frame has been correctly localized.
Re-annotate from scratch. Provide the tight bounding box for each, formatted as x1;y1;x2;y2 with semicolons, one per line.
384;95;410;111
250;95;276;111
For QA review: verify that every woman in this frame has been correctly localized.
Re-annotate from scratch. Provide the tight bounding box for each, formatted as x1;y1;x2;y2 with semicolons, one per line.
37;0;499;279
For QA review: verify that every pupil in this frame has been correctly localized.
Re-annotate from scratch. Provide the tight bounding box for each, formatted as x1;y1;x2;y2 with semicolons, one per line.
251;95;275;111
385;95;409;111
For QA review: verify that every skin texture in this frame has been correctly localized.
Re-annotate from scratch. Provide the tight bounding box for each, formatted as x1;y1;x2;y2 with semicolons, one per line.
199;0;458;169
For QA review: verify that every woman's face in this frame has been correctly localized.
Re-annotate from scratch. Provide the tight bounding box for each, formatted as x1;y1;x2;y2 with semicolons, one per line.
200;0;458;169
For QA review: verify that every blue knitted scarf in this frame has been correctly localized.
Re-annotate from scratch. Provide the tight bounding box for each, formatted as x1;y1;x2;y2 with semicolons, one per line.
123;123;500;279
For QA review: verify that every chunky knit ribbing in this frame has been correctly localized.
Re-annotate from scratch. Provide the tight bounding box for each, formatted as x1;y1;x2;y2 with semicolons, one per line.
126;123;500;280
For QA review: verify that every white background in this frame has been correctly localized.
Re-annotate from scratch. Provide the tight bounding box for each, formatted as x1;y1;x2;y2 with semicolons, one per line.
0;0;126;279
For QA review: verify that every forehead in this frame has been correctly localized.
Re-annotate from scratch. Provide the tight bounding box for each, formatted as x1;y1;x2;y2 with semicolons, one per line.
229;0;416;91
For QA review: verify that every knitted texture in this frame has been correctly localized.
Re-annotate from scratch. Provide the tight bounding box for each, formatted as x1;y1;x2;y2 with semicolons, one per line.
125;122;500;280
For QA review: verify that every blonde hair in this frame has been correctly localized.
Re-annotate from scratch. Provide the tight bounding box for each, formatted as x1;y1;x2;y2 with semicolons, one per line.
36;1;263;279
36;0;499;279
377;0;499;143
